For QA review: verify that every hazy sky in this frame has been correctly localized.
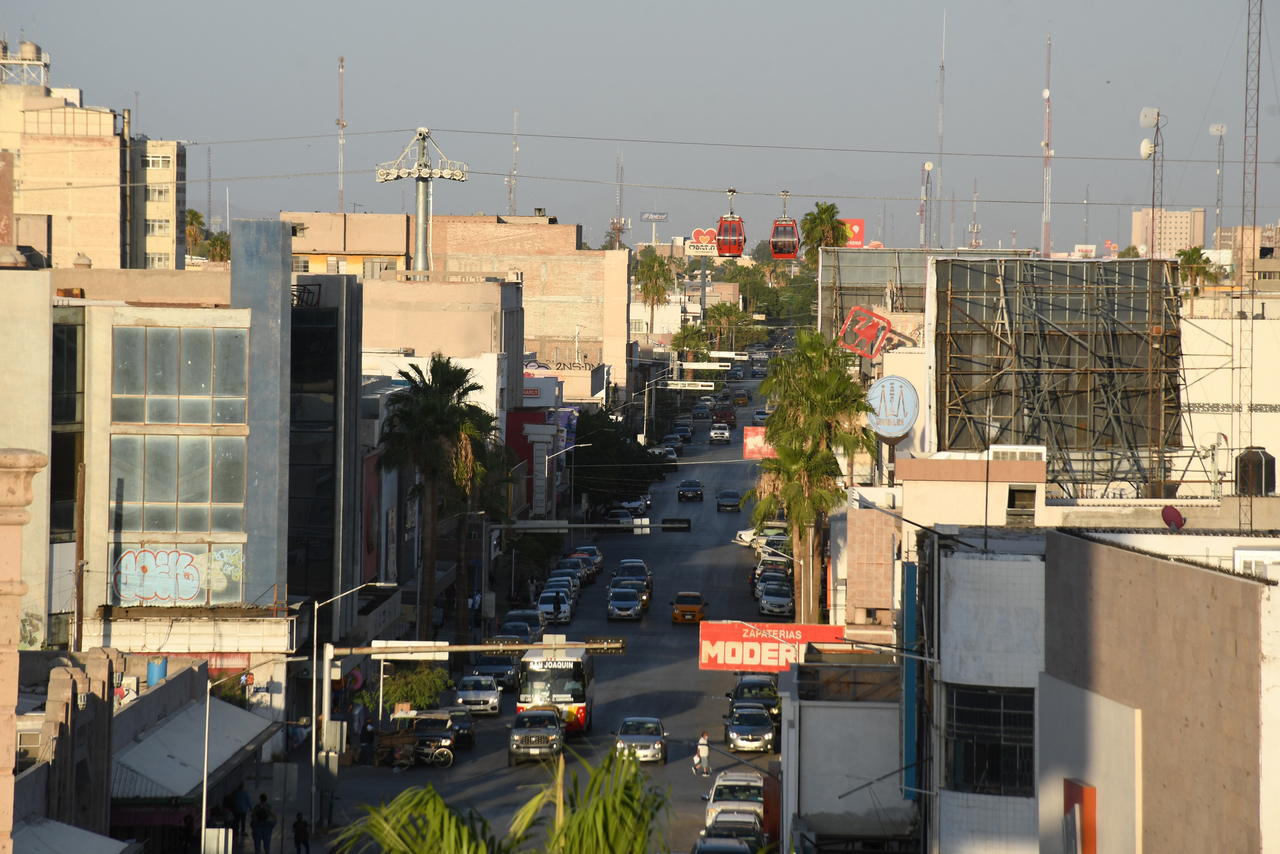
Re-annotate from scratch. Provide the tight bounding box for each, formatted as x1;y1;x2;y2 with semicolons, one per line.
8;1;1272;252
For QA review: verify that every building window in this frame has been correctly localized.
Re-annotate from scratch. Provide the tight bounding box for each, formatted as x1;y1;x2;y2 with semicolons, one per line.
109;541;245;606
111;326;248;425
945;685;1035;797
142;154;172;169
109;434;246;534
146;219;171;237
292;256;310;273
362;258;396;279
629;320;647;334
145;252;171;269
146;185;171;203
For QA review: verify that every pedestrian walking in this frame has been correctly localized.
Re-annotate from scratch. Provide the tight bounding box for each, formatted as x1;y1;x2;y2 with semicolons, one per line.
231;782;252;837
692;732;711;777
249;794;276;854
526;578;536;607
291;814;310;854
359;721;376;765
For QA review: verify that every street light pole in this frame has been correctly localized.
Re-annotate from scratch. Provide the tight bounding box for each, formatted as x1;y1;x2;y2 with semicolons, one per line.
310;581;393;828
544;444;592;520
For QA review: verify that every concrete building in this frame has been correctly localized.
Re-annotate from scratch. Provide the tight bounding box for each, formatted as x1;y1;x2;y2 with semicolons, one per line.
0;41;186;269
1131;207;1205;257
281;211;630;398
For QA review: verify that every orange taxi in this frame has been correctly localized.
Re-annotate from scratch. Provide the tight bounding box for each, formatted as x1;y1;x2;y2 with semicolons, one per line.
670;591;708;624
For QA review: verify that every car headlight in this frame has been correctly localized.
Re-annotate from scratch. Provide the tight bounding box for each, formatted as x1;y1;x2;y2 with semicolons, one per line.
441;739;452;746
764;731;773;739
653;741;663;750
616;740;626;750
511;733;521;742
456;697;464;703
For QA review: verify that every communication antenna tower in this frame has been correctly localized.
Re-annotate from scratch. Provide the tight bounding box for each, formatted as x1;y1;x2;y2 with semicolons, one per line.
919;162;933;250
609;150;629;249
506;110;518;216
950;191;956;250
934;11;945;248
375;129;469;271
337;57;346;215
1210;123;1226;247
1239;0;1262;530
968;180;982;248
1083;184;1089;247
1041;34;1053;256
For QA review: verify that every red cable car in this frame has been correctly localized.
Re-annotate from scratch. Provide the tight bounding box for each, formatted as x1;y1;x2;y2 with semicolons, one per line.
716;188;745;258
770;191;798;260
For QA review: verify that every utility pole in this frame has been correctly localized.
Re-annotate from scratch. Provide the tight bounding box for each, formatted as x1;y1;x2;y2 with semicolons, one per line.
1083;184;1089;247
506;110;518;216
337;58;346;215
934;11;945;248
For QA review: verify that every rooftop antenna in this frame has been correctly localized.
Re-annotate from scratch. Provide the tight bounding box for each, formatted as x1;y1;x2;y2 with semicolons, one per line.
1210;123;1226;247
506;110;518;216
1238;0;1262;530
934;11;946;248
968;180;982;248
337;57;346;214
1083;184;1089;247
919;162;933;250
609;150;629;249
376;129;469;272
1041;34;1053;256
950;190;956;249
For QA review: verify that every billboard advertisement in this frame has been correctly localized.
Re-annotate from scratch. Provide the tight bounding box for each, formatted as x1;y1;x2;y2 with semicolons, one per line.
687;227;718;257
699;622;847;672
743;425;777;459
841;218;866;248
641;212;668;222
865;376;920;441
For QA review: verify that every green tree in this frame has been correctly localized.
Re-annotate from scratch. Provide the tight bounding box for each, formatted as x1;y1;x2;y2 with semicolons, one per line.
705;301;747;350
635;253;674;342
749;239;773;265
205;231;230;262
670;322;708;363
445;403;499;661
378;664;453;712
800;202;849;273
336;784;522;854
746;443;845;623
185;209;205;257
1117;244;1141;258
378;356;484;640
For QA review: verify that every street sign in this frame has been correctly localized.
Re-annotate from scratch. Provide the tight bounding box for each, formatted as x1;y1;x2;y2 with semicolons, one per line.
633;517;650;535
371;639;448;661
662;381;716;390
680;362;729;370
586;636;628;654
708;351;750;360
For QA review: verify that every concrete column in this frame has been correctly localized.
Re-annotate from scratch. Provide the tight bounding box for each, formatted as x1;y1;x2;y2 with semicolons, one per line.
0;449;48;854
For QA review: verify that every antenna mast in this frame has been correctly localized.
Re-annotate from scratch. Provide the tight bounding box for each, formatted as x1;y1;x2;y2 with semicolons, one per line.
506;110;518;216
934;11;945;248
337;57;346;214
609;150;629;249
950;191;956;250
968;180;982;248
1211;123;1226;247
1239;0;1262;530
1083;184;1089;247
1041;34;1053;256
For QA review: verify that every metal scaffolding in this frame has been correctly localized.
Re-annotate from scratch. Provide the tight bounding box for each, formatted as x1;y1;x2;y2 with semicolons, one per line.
934;258;1182;496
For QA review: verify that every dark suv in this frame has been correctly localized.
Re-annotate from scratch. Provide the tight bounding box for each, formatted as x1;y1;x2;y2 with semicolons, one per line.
507;706;565;766
726;676;780;724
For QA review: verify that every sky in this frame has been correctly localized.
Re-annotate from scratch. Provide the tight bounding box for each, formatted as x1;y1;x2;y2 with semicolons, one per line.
7;1;1274;253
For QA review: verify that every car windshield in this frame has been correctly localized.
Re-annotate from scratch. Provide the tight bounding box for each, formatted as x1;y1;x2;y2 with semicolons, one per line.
412;717;450;733
675;594;703;605
458;677;494;691
760;573;788;585
515;713;558;729
619;720;662;736
731;709;772;726
449;708;470;720
500;620;530;633
737;684;777;701
720;491;740;500
620;581;646;593
680;481;701;488
763;583;791;597
611;589;639;603
713;784;764;803
539;593;566;606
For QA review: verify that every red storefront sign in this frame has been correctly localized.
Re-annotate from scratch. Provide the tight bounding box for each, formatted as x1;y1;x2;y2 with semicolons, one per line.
698;622;846;672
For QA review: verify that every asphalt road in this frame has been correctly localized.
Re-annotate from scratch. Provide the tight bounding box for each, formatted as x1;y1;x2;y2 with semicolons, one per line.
332;383;783;852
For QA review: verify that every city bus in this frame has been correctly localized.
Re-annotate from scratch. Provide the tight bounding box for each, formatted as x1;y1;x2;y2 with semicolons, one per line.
517;647;596;733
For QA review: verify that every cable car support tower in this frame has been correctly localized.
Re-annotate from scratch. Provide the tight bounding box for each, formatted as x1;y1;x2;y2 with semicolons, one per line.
376;129;469;272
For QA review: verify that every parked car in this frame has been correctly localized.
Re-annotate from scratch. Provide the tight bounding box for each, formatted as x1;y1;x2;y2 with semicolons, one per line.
726;676;780;723
753;571;791;600
661;435;685;455
612;716;669;763
716;489;743;512
733;525;785;548
573;544;605;571
699;812;765;853
673;426;693;443
758;582;795;617
703;769;766;826
498;621;537;644
605;509;635;526
677;479;705;501
709;424;731;445
649;445;678;471
507;706;565;766
618;496;647;516
726;368;744;381
505;608;548;636
538;590;573;624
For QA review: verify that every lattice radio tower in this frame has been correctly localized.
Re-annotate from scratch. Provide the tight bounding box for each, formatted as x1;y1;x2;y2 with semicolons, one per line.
506;110;518;216
1239;0;1262;530
1041;35;1053;256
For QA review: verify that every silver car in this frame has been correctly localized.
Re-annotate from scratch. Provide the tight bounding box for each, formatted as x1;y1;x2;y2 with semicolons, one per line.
722;703;776;753
454;674;502;715
606;587;643;621
758;582;795;617
613;716;668;763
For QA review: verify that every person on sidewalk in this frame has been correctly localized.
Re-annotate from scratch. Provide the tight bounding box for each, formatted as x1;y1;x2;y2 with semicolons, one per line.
231;782;252;838
291;813;310;854
359;721;376;765
249;794;277;854
692;732;711;777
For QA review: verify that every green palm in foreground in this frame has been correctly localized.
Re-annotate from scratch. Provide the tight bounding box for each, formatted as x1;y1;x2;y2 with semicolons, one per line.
335;751;669;854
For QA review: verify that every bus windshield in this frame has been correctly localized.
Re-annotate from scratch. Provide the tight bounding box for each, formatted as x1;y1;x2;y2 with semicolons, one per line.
519;663;587;705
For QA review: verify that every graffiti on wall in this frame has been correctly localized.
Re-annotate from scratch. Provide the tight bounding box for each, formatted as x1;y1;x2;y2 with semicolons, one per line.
112;546;245;605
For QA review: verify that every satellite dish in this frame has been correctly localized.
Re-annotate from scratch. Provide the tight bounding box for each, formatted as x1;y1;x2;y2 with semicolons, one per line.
1138;243;1148;256
1140;139;1155;160
1042;88;1050;100
1161;505;1186;532
1139;107;1160;128
925;161;934;171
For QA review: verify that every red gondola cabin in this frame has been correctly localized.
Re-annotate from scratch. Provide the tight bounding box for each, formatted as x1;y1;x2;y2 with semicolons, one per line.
769;218;798;260
716;215;745;257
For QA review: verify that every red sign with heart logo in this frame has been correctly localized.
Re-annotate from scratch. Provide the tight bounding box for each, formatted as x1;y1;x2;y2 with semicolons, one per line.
691;227;716;244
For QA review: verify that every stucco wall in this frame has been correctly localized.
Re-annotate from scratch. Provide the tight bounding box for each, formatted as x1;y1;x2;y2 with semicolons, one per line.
1037;673;1141;854
1043;531;1263;852
940;554;1044;688
938;790;1037;854
51;268;230;304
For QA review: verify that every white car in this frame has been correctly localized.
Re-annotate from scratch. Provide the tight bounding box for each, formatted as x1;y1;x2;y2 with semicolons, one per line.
758;582;795;616
733;525;785;548
538;590;573;624
752;410;768;426
454;674;502;714
705;769;765;827
709;423;731;445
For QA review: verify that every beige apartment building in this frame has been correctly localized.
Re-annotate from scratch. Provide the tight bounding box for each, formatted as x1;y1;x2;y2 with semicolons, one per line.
1130;206;1204;257
0;40;186;269
282;210;631;393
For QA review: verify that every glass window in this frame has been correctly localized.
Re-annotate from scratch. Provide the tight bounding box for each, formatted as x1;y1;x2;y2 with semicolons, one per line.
213;329;248;396
146;397;178;424
146;219;171;237
146;185;171;203
145;253;172;269
180;329;213;395
945;685;1035;798
143;154;172;169
112;397;145;423
211;437;246;504
180;397;212;424
113;328;146;395
144;436;178;502
212;398;246;424
177;437;211;503
292;257;310;273
113;327;247;425
109;436;144;503
146;328;180;395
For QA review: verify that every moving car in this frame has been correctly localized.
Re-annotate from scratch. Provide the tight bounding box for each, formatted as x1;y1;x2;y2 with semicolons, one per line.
716;490;742;512
751;364;767;378
506;608;548;636
752;409;768;426
673;426;693;444
700;811;766;853
711;408;736;428
612;716;669;763
618;496;648;516
605;509;634;526
703;769;766;826
709;423;731;445
507;706;565;766
470;647;518;689
538;590;573;624
614;560;653;591
614;578;650;609
725;369;744;381
692;403;711;420
671;591;708;623
650;445;679;471
723;702;776;752
758;582;795;617
447;707;476;749
454;675;502;715
606;587;643;621
727;676;780;723
733;391;750;406
660;435;685;455
677;479;705;501
498;621;536;644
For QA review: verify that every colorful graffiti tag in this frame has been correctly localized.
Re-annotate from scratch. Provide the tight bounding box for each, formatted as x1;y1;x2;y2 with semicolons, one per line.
112;547;245;605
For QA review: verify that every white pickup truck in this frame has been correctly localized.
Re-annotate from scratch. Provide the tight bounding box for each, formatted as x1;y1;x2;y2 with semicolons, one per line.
709;423;732;445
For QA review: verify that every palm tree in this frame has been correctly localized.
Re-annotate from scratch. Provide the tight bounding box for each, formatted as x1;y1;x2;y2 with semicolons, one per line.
335;784;522;854
746;443;845;623
205;231;230;262
446;405;498;659
378;355;484;640
1175;246;1223;316
635;253;674;342
799;202;849;273
185;209;205;257
705;302;746;350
